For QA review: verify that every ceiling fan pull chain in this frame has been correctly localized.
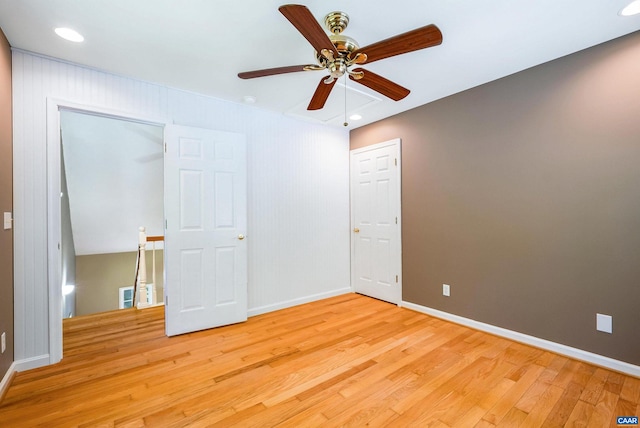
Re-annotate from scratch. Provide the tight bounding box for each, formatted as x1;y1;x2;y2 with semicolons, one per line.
344;74;348;127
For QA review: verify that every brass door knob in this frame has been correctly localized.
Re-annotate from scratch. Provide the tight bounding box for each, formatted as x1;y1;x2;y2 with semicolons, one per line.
353;228;360;233
238;234;245;240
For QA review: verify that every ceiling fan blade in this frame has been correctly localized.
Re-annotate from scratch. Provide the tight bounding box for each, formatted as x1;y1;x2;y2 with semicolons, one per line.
349;24;442;64
238;65;317;79
279;4;338;57
349;68;410;101
308;77;337;110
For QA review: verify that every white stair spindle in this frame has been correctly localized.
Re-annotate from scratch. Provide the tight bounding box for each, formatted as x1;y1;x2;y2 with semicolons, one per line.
151;240;157;305
137;226;149;308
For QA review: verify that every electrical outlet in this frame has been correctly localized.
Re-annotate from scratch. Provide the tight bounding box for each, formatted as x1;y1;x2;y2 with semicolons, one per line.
1;332;5;353
596;313;612;334
443;284;450;297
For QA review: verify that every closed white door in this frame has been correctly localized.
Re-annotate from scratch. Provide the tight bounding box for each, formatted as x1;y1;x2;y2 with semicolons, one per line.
350;139;402;304
164;125;247;336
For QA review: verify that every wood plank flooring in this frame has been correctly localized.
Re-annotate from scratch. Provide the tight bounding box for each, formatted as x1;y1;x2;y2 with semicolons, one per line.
1;294;638;427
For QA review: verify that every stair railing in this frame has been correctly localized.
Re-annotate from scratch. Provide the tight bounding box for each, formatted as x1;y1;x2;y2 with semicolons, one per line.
133;226;164;309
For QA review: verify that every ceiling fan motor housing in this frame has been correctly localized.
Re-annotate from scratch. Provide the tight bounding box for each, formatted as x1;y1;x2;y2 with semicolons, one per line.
330;34;359;55
315;33;360;76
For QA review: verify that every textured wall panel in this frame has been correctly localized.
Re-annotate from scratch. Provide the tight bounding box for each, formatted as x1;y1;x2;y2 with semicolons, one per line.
12;51;350;366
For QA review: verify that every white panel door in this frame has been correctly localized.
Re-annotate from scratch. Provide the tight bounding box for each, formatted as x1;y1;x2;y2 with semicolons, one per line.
350;139;401;304
164;125;247;336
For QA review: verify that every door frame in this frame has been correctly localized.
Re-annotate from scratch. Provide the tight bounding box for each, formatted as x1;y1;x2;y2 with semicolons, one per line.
349;138;403;305
46;98;166;364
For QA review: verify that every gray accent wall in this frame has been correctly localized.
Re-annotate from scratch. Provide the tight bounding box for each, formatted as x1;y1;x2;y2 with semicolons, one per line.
75;251;164;316
0;28;13;381
350;31;640;365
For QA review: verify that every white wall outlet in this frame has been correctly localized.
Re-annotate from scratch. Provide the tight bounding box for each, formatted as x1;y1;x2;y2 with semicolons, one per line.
596;313;612;334
443;284;451;297
1;332;5;353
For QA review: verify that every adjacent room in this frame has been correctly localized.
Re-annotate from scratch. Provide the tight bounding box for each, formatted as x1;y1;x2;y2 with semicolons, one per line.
0;1;639;425
60;110;166;317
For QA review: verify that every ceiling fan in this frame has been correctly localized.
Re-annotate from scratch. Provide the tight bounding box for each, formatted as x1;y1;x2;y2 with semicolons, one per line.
238;4;443;111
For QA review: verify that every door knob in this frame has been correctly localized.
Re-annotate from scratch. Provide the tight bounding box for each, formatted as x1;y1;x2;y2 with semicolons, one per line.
353;228;360;233
238;234;245;240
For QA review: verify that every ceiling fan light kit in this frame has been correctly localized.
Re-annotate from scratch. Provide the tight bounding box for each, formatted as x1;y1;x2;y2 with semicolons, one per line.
238;4;442;111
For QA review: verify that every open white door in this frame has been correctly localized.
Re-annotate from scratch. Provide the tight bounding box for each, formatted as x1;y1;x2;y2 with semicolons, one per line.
164;125;247;336
350;139;402;304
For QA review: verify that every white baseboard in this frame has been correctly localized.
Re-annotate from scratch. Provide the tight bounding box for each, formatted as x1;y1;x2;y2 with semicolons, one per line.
0;362;17;401
401;301;640;378
248;287;352;317
13;354;51;372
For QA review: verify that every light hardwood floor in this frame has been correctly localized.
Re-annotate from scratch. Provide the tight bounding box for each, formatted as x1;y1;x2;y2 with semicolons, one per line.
1;294;638;427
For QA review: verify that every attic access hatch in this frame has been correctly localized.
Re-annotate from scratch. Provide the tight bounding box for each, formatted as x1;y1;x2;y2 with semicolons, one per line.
285;82;381;125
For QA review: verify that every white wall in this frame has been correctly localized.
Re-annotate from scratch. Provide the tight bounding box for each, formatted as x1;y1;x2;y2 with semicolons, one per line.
12;50;351;369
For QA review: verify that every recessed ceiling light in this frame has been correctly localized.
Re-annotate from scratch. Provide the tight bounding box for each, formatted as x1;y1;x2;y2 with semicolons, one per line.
620;0;640;16
54;27;84;43
349;114;362;121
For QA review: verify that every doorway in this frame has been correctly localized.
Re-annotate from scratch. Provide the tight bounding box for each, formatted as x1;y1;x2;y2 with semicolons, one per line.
350;139;402;304
59;110;165;318
48;102;249;363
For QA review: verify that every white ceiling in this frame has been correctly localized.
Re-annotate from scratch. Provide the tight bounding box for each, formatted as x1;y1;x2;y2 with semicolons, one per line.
1;0;639;128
